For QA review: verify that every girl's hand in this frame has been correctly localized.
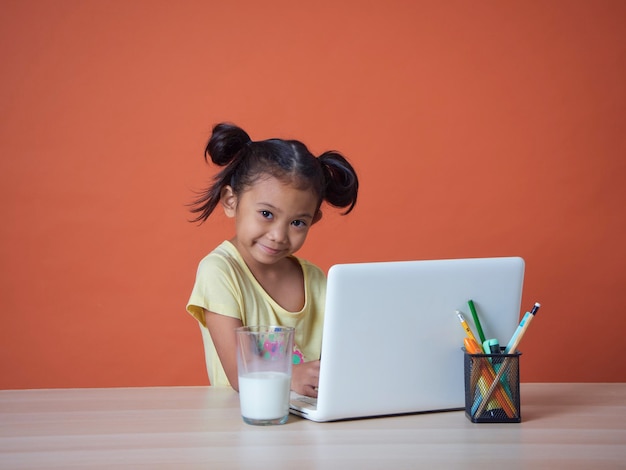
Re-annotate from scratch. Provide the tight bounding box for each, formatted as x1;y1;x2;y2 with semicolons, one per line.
291;360;320;397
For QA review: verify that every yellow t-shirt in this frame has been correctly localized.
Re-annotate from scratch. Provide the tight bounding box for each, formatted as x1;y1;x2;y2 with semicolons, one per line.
186;240;326;387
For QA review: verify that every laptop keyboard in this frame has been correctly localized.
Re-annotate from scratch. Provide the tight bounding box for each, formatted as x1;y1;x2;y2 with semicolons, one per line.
290;393;318;410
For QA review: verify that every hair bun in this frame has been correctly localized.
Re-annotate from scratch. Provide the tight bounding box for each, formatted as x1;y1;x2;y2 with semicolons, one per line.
205;123;252;166
319;151;359;214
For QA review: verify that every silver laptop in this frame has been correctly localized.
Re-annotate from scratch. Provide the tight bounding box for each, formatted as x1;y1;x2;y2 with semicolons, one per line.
290;256;525;422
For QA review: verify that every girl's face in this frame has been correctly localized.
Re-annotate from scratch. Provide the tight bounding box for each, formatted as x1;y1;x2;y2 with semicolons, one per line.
221;174;320;269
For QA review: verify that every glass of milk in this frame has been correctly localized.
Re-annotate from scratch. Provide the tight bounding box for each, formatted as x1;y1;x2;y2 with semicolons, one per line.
236;326;294;425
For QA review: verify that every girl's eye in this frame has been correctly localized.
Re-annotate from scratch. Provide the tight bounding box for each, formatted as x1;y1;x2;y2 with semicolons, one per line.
260;210;273;219
291;219;307;228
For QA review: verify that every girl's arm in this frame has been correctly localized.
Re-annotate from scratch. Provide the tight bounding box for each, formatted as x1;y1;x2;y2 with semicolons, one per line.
204;309;243;391
204;308;321;397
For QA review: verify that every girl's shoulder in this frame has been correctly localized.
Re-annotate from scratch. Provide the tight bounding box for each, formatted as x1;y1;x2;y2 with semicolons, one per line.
295;256;327;291
297;257;325;276
197;241;246;275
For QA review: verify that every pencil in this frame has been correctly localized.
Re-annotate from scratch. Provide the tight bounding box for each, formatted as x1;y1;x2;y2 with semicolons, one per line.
468;300;486;344
456;311;479;345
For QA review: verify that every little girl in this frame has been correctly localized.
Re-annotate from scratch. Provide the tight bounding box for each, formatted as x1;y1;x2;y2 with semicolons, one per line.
186;123;359;397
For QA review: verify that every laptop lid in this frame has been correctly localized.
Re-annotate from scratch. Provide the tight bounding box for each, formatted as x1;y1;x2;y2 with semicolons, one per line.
290;256;525;422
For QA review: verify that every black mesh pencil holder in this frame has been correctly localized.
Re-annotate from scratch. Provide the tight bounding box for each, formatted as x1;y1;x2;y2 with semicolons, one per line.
463;348;522;423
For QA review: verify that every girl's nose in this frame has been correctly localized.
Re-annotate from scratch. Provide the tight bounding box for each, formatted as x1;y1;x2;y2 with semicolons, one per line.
268;224;288;243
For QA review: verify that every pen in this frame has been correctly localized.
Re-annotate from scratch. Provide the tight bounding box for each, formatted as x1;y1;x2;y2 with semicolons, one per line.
456;311;479;344
468;300;486;344
504;302;541;353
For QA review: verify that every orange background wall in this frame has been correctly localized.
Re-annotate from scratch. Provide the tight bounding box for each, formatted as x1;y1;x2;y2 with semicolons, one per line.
1;0;625;389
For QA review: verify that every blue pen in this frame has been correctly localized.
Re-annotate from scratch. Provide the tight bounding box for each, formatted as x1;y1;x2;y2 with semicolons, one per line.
505;302;541;353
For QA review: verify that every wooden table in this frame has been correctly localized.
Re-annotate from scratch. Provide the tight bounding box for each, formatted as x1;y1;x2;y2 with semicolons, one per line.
1;383;625;469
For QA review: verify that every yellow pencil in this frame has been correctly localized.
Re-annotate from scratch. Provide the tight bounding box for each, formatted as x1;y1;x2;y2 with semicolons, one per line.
456;310;479;344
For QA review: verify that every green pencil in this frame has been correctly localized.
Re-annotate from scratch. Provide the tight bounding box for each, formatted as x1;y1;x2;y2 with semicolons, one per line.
468;299;486;344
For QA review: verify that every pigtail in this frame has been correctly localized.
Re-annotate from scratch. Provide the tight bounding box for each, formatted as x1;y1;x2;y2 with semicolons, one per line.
318;151;359;214
189;123;252;223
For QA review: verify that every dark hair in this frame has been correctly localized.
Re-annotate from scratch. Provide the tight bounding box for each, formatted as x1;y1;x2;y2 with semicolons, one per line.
189;123;359;224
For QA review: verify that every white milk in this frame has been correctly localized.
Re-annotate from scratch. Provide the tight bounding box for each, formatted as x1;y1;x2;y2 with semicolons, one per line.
238;371;291;420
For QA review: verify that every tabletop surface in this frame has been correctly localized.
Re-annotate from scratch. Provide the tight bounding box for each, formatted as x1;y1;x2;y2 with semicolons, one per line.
1;383;625;469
